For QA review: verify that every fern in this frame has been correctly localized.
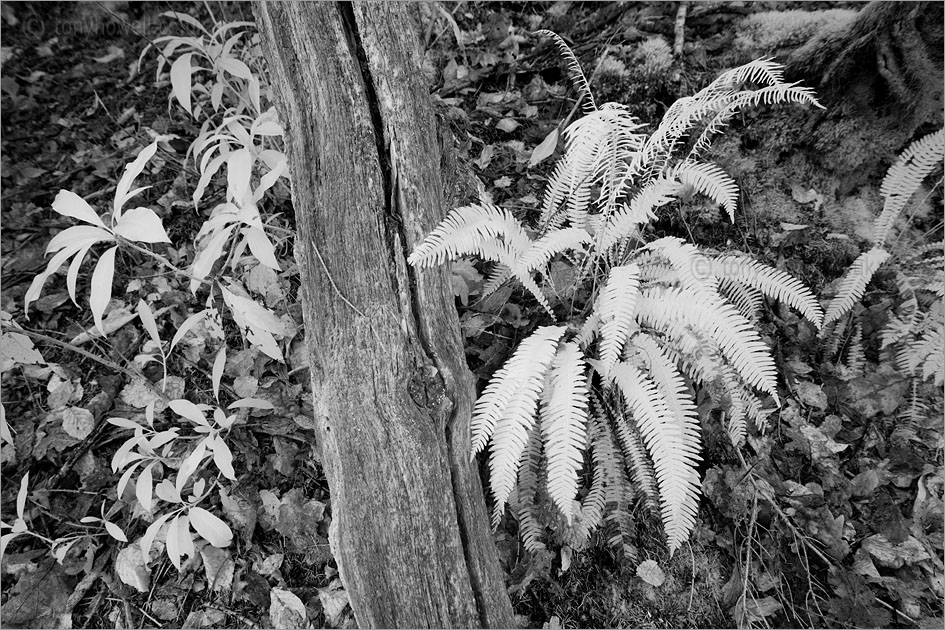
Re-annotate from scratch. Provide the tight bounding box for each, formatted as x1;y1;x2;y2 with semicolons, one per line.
471;325;566;456
636;286;780;402
844;322;866;374
873;129;945;247
711;255;824;328
823;248;891;325
673;161;740;222
534;30;597;115
410;40;823;558
610;362;701;554
511;423;546;552
540;341;589;523
408;204;529;268
597;263;642;377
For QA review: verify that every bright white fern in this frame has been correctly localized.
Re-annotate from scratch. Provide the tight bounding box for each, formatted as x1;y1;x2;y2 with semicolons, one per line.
409;35;824;557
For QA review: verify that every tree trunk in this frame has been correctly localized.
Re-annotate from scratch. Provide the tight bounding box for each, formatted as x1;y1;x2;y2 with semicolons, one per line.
253;3;514;627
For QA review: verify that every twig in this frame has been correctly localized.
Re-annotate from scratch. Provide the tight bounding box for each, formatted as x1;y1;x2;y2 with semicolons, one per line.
2;325;141;381
309;239;367;318
117;237;211;286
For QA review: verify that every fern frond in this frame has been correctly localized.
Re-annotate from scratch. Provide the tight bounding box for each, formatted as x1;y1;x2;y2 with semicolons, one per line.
722;367;748;446
904;325;944;384
595;394;647;559
719;279;764;321
481;326;567;526
711;255;825;328
823;248;891;325
744;391;774;432
634;58;821;179
873;129;945;246
672;161;739;222
597;263;642;378
612;408;659;514
567;408;615;549
534;30;597;115
898;378;927;425
481;263;513;297
636;286;780;402
408;204;530;268
598;177;681;250
630;334;701;460
515;227;591;275
644;236;717;294
540;341;590;524
611;362;701;555
844;322;866;374
517;273;554;317
512;423;546;552
687;83;823;159
658;326;726;388
472;325;568;455
541;105;646;228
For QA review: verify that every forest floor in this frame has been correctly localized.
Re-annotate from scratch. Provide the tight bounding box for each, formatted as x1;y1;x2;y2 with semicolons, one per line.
1;2;942;629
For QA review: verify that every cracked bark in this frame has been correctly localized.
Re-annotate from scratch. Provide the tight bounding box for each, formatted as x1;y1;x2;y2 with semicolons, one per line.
253;3;514;627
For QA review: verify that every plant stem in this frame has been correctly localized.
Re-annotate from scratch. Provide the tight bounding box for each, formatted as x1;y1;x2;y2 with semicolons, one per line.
2;325;142;381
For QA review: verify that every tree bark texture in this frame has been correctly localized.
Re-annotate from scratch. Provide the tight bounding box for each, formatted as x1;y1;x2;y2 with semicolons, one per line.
253;3;514;628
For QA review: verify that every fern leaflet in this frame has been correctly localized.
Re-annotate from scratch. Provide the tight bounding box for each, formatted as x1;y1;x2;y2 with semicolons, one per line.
823;248;891;325
540;341;589;523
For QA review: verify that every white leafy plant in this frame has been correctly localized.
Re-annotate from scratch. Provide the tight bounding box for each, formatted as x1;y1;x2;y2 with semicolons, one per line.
409;33;825;556
107;394;273;571
12;13;292;580
24;138;173;335
142;11;291;301
27;16;291;363
822;129;944;387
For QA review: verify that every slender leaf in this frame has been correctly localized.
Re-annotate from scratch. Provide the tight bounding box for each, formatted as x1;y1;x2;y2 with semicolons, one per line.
169;399;210;426
104;520;127;542
52;190;107;228
212;345;226;402
137;300;161;347
89;246;118;335
140;512;172;561
170;309;208;351
170;53;195;117
136;461;155;512
114;140;161;219
189;506;233;548
114;207;172;243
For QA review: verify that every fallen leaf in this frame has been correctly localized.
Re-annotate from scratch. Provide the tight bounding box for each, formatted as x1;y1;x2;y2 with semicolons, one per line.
473;144;495;171
529;127;559;167
116;543;150;593
862;534;931;569
61;406;94;440
317;582;350;628
795;381;828;410
636;559;665;586
200;544;235;592
496;118;520;133
270;587;307;629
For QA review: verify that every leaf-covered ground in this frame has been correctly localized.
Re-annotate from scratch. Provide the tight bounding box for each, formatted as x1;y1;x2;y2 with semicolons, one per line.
1;2;941;628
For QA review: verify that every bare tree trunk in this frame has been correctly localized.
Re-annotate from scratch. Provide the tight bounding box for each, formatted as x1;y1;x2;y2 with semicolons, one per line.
253;3;514;627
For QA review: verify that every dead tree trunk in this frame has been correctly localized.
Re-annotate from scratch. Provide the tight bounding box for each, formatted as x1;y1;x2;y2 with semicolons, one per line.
253;3;514;627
